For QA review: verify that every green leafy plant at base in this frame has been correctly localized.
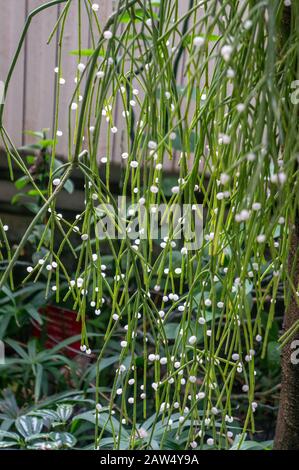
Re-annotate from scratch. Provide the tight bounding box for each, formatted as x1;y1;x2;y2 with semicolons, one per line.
12;129;74;214
0;0;298;450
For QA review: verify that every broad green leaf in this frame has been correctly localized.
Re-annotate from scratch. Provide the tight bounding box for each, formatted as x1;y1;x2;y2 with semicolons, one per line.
164;323;180;339
15;416;44;438
49;431;77;448
69;48;104;57
15;175;30;190
74;411;130;439
56;404;73;422
267;341;280;369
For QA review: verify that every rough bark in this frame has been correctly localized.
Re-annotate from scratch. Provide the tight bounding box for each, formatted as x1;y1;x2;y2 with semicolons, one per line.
274;5;299;450
274;221;299;449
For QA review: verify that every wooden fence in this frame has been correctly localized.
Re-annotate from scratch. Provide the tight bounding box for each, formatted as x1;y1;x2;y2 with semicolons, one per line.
0;0;190;165
0;0;197;236
0;0;114;152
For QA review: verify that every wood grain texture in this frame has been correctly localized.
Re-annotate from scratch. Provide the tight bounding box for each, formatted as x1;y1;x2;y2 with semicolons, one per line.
23;0;58;145
0;0;27;147
0;0;190;170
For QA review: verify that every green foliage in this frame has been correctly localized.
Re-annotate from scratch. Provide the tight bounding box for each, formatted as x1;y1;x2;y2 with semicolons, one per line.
12;130;74;215
0;405;78;449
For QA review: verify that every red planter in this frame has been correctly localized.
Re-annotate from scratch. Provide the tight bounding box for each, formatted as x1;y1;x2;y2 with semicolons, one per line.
33;305;81;358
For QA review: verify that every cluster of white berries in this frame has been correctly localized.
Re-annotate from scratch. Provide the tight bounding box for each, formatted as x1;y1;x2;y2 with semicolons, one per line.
30;12;285;449
80;344;91;355
270;172;287;185
218;133;231;145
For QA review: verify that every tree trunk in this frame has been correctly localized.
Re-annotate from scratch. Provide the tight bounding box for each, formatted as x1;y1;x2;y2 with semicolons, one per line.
274;5;299;450
274;221;299;449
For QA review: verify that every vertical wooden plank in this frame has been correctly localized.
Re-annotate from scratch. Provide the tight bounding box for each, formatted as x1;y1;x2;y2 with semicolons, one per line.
0;0;27;148
101;1;117;162
55;0;90;157
110;6;148;166
23;0;58;145
171;1;205;173
0;0;200;174
86;0;114;164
